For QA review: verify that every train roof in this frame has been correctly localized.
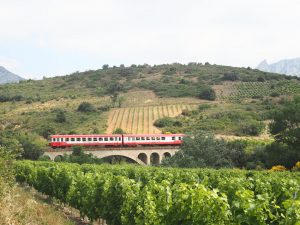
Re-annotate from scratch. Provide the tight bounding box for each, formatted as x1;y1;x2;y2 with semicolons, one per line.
51;133;185;138
51;134;122;138
123;134;184;137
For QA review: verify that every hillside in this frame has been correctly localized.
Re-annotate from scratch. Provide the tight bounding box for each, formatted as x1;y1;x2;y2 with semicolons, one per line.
257;58;300;76
0;66;24;84
0;63;300;139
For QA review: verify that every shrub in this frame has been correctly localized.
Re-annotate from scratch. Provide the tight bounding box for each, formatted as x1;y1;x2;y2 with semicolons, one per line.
55;110;66;123
198;104;211;111
98;105;111;112
270;92;280;97
198;87;216;101
292;162;300;171
112;128;125;134
269;165;287;172
222;72;238;81
77;102;96;112
154;117;175;128
237;121;264;136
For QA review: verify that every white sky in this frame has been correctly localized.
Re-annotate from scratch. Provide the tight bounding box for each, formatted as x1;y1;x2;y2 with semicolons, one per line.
0;0;300;79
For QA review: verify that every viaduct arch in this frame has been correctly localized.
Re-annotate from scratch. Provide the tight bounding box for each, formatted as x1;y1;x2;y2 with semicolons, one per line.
44;147;179;166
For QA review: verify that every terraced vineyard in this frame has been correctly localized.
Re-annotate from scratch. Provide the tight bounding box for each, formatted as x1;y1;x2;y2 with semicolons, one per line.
107;104;197;134
216;80;300;100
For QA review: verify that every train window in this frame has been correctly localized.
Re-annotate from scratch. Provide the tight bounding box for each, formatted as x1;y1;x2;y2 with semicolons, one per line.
141;137;145;140
136;137;140;140
119;137;121;141
66;138;69;141
172;137;176;140
76;138;81;141
99;137;103;141
93;138;97;141
71;138;75;142
110;137;114;141
104;138;108;141
179;137;182;140
146;137;150;140
52;138;55;142
151;137;155;140
88;138;92;141
82;138;86;142
61;138;64;142
162;137;165;141
156;137;161;140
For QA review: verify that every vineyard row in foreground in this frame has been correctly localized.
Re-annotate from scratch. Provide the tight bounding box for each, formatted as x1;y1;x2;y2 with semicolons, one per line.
15;161;300;225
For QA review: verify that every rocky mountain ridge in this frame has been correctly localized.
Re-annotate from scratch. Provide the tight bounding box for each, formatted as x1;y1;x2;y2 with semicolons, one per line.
257;58;300;76
0;66;24;84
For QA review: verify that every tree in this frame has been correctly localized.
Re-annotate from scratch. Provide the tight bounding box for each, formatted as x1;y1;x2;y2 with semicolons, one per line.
37;125;55;139
55;110;66;123
222;72;238;81
102;64;109;69
18;133;46;160
110;93;119;107
267;97;300;168
269;97;300;146
112;128;125;134
77;102;96;112
72;146;84;156
162;131;234;168
198;87;216;101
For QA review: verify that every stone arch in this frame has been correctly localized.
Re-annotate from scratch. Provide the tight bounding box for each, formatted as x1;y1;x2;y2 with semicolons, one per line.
54;155;63;162
92;153;146;165
163;152;172;159
150;152;160;165
138;153;148;165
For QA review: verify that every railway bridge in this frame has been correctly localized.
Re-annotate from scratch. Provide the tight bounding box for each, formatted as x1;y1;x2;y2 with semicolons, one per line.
43;147;180;165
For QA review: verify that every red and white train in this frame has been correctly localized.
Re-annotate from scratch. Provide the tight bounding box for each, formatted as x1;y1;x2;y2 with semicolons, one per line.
50;133;184;148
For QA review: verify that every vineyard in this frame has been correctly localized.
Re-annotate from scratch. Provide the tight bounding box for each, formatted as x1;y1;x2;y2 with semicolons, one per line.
107;104;196;134
15;161;300;225
216;80;300;100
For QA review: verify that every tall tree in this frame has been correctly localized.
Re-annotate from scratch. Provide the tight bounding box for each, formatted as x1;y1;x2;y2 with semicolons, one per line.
269;97;300;147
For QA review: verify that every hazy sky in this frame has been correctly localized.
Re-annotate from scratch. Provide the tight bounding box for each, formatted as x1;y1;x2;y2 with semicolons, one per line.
1;0;300;79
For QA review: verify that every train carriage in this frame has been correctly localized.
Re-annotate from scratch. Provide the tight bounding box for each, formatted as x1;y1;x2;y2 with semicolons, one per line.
50;133;184;148
123;134;184;146
50;134;122;148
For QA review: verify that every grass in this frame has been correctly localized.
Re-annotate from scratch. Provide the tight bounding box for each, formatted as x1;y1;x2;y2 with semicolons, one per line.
0;186;76;225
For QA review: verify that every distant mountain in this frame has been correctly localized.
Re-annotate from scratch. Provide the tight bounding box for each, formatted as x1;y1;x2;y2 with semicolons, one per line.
256;58;300;76
0;66;25;84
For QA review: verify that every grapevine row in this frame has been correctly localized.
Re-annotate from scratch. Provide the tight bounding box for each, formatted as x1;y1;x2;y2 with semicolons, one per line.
15;161;300;225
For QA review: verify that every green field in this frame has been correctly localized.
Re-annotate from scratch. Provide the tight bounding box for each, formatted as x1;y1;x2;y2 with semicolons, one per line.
107;104;197;134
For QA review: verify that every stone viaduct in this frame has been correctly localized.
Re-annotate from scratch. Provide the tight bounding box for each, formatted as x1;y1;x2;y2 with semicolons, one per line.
44;147;180;165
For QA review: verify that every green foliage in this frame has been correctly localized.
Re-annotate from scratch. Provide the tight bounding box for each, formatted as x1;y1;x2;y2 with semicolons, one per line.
163;132;248;168
18;133;46;160
159;108;265;137
15;161;300;224
72;146;84;156
270;96;300;146
37;125;55;139
77;102;96;112
154;117;182;128
0;147;15;198
55;110;66;123
222;72;239;81
112;128;125;134
198;86;216;101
